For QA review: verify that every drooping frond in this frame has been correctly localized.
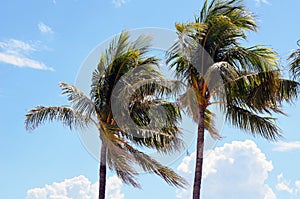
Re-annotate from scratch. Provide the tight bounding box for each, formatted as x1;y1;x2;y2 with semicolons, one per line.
225;104;281;140
204;108;220;138
179;87;199;123
220;69;298;114
106;142;141;188
25;106;92;131
100;120;186;188
118;138;187;188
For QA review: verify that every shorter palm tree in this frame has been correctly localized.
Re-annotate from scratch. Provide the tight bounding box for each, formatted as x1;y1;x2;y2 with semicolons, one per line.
25;31;186;199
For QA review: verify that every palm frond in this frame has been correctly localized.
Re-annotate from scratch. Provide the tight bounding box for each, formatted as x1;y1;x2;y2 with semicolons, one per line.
288;45;300;80
106;143;141;188
223;45;278;72
25;106;92;131
119;139;187;188
200;0;257;32
59;82;96;117
204;108;221;138
225;104;281;140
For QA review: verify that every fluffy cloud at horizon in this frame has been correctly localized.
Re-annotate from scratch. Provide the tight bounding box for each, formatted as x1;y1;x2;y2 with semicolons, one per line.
176;140;277;199
26;175;124;199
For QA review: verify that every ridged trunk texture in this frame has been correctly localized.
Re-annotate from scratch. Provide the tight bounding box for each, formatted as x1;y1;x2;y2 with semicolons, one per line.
99;143;107;199
192;105;205;199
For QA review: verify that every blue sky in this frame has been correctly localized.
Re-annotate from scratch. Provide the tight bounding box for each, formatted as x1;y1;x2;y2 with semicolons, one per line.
1;0;300;198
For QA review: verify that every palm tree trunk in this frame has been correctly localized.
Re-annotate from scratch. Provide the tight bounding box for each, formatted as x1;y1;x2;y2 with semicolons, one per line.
99;143;107;199
192;105;205;199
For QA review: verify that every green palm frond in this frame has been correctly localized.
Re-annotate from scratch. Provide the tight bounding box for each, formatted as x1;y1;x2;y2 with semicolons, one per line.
199;0;257;32
226;104;281;140
277;78;299;102
223;45;278;72
221;70;298;114
100;120;186;188
288;42;300;80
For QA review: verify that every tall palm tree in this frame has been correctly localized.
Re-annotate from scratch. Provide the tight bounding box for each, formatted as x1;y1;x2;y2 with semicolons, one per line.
288;40;300;81
25;31;186;199
167;0;299;198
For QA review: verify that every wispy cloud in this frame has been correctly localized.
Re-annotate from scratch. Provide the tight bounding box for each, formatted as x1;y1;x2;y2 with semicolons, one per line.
276;173;300;196
112;0;128;7
276;173;293;193
26;175;124;199
273;141;300;152
0;39;53;71
38;22;54;34
254;0;271;6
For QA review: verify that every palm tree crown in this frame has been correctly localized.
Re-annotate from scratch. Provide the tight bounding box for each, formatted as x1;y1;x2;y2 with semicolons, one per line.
25;31;186;199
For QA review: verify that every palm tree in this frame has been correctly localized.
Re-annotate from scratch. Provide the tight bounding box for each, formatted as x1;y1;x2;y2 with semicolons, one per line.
25;31;186;199
288;40;300;80
167;0;299;198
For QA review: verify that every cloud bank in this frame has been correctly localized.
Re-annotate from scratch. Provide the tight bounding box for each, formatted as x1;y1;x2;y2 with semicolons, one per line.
176;140;277;199
26;175;124;199
276;173;300;196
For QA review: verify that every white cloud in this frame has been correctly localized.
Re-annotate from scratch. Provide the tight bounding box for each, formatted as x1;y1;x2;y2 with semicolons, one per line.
38;22;54;34
273;141;300;152
276;173;292;194
112;0;128;7
176;140;276;199
254;0;271;6
106;176;124;199
0;53;53;70
276;173;300;196
0;39;36;55
0;39;53;70
276;182;293;194
26;175;124;199
296;181;300;193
